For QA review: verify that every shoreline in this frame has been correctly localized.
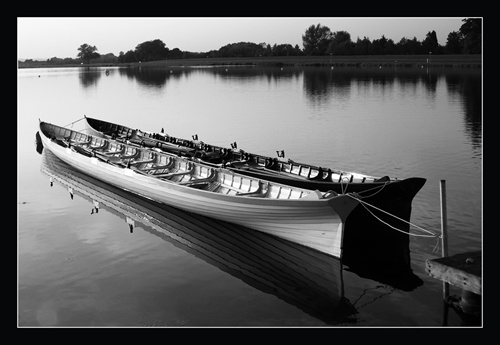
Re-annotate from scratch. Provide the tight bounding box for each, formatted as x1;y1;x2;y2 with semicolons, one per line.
18;54;481;69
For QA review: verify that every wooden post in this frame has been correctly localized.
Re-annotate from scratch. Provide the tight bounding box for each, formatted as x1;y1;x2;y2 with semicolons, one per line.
440;180;449;299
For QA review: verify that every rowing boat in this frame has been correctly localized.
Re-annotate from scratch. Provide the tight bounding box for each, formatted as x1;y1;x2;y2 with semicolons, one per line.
83;116;426;195
38;120;360;258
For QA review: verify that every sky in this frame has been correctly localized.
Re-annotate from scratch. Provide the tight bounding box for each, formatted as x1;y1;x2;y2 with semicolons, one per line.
17;17;467;60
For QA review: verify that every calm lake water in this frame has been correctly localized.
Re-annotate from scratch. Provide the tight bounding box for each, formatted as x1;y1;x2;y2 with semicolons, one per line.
18;65;482;327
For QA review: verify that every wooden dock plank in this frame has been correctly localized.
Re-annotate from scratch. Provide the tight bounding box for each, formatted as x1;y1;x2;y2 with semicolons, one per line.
425;251;481;295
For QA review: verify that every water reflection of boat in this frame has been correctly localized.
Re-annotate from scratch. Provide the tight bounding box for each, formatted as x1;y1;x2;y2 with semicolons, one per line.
40;150;357;325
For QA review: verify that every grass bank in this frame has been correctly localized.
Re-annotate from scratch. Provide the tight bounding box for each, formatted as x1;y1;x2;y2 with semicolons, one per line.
19;55;481;69
132;55;481;69
18;61;119;69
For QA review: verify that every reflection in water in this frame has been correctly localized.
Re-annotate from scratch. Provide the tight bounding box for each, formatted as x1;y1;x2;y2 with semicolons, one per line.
300;67;481;153
76;67;116;88
40;149;356;325
422;70;439;95
303;69;351;108
117;66;303;90
444;70;482;151
116;66;302;90
214;66;301;85
118;67;187;88
78;70;102;88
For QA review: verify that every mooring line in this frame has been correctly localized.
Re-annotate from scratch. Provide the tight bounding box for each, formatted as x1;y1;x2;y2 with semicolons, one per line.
347;194;439;239
64;116;85;128
356;180;391;198
340;176;350;194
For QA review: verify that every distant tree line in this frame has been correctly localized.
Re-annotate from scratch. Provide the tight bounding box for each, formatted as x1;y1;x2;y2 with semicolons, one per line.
116;18;480;63
20;18;480;67
301;18;481;55
21;53;119;66
117;41;305;63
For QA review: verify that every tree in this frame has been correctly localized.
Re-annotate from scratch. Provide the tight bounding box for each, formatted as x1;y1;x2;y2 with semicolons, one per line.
371;35;389;54
118;50;137;63
353;36;371;55
302;24;332;55
294;44;304;56
271;44;300;56
459;18;481;54
445;31;462;54
327;31;353;55
135;39;168;62
422;30;439;54
217;42;266;58
96;53;118;64
77;44;100;64
167;48;183;59
397;36;421;54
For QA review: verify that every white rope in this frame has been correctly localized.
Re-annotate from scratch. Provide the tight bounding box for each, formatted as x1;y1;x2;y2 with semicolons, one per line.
64;116;85;128
357;180;390;198
340;176;350;194
347;194;439;238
